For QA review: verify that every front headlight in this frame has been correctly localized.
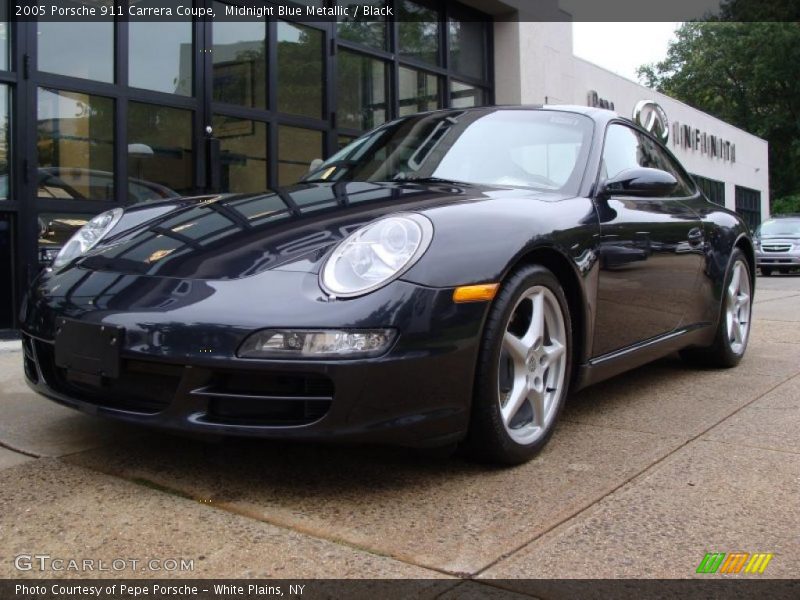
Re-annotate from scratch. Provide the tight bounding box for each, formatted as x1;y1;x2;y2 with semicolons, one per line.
52;208;124;269
320;214;433;297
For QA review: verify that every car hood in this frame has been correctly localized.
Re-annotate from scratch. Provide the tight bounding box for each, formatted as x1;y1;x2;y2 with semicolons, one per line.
74;181;564;280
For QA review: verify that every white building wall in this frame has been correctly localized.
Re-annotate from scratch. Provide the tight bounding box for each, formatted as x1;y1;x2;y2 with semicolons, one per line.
494;22;770;220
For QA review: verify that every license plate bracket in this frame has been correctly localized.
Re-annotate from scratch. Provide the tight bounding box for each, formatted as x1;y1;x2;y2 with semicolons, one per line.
54;318;123;378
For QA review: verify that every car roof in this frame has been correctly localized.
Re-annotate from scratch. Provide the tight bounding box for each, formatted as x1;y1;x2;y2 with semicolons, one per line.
411;104;618;123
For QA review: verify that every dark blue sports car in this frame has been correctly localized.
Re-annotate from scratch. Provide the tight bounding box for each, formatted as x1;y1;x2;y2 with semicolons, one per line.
21;106;754;464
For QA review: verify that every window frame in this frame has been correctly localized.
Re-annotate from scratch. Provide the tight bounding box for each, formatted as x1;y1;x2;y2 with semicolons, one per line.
596;120;699;200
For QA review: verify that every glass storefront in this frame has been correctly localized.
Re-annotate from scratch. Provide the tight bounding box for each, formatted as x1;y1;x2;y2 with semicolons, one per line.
0;0;493;329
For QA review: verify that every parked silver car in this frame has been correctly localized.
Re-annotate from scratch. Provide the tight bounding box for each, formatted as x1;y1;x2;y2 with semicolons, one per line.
755;215;800;275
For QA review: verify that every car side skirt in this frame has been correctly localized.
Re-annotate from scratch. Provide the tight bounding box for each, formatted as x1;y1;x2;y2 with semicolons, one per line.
573;322;714;391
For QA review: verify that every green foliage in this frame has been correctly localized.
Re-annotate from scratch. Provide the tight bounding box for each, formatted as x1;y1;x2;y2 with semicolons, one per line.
771;194;800;215
638;20;800;202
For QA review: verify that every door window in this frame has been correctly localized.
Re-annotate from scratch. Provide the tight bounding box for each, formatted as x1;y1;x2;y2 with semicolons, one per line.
601;124;694;196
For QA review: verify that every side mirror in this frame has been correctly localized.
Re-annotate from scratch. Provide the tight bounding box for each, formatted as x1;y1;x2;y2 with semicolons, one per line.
599;167;678;198
308;158;324;173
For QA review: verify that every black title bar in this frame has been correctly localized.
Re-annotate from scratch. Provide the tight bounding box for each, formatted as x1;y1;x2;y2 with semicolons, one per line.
7;0;800;22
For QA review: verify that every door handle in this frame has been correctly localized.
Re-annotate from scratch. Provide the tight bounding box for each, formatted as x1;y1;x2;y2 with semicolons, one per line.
688;227;704;246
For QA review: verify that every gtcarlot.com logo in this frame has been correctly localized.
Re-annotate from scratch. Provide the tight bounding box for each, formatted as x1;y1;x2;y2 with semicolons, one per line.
14;554;195;573
696;552;774;574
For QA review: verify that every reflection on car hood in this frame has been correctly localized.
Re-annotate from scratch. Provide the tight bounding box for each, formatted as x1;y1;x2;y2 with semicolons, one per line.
76;181;557;280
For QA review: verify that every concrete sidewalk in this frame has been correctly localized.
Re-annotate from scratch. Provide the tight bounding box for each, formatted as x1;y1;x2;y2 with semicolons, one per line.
1;274;798;586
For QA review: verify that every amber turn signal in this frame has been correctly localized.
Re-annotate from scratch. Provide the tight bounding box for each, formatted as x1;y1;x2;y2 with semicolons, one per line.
452;283;499;303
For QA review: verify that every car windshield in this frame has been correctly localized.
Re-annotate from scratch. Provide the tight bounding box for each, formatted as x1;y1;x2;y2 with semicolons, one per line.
757;219;800;236
303;109;594;194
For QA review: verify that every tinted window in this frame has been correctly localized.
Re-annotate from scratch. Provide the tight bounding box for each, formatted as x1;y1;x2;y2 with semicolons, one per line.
337;50;388;131
693;173;725;206
451;81;485;109
448;18;486;79
602;124;693;196
213;7;266;109
305;110;593;194
0;3;7;71
398;67;439;116
277;22;323;118
735;186;761;230
213;115;268;193
128;103;193;196
37;89;115;202
129;19;192;95
38;22;114;82
337;1;388;50
398;1;440;65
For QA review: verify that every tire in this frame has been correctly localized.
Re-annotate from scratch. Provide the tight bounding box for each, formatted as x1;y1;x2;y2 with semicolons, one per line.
680;249;752;368
465;264;572;465
760;267;772;276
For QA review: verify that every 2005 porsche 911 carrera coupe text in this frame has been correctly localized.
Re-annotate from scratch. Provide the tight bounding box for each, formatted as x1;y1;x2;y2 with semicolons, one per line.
21;106;754;464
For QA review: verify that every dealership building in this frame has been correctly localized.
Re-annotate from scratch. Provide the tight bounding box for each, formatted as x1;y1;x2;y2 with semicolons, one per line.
0;0;769;332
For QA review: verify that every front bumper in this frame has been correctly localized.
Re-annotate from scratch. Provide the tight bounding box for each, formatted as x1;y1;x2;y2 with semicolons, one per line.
21;267;487;447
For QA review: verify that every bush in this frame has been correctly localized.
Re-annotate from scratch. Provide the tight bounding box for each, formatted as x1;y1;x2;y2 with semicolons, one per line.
771;194;800;215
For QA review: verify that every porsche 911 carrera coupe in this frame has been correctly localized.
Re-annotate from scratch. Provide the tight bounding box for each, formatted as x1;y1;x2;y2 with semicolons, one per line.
21;106;754;464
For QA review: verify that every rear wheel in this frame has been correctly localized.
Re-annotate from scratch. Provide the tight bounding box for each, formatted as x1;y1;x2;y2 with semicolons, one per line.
681;249;752;368
466;265;572;465
760;267;772;276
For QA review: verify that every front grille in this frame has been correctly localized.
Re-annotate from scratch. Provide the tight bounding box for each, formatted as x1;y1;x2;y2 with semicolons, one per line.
196;370;334;426
33;340;182;414
761;244;792;253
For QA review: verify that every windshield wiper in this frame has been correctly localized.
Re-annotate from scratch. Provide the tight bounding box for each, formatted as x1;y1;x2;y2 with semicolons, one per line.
399;176;472;187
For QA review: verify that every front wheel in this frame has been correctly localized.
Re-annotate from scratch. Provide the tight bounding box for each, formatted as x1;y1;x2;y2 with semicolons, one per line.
466;265;572;465
681;249;752;368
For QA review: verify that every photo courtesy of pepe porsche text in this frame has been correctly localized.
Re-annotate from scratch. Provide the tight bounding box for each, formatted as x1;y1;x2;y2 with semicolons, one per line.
12;582;306;598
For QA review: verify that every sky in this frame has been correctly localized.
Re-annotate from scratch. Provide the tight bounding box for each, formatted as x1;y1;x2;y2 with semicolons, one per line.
572;22;681;83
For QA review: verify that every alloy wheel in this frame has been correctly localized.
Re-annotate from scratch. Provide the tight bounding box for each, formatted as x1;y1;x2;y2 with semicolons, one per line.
726;261;751;355
497;285;568;445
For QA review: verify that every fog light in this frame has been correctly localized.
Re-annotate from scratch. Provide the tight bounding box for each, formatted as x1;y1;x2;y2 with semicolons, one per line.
238;329;396;359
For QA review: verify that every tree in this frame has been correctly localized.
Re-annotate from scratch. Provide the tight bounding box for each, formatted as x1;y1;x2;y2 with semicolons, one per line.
638;21;800;203
771;194;800;215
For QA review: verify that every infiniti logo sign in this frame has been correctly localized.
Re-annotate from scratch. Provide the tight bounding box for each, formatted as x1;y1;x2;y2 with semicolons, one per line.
633;100;669;144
